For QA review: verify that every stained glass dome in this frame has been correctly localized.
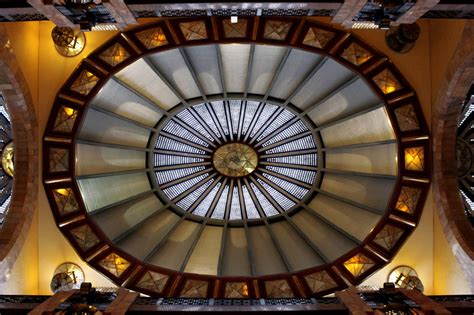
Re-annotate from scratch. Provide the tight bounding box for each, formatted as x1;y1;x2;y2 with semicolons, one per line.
43;17;431;298
153;100;317;222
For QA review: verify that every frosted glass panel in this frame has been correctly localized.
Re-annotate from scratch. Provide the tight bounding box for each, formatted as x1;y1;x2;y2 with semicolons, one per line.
149;220;200;270
91;78;163;127
309;194;381;241
271;221;324;270
184;45;221;95
117;210;180;260
321;107;395;147
220;44;251;93
222;228;251;276
75;143;145;175
115;58;179;109
249;226;287;275
325;143;398;175
321;173;396;211
78;109;150;147
184;226;223;275
248;45;287;95
77;173;151;212
92;193;162;240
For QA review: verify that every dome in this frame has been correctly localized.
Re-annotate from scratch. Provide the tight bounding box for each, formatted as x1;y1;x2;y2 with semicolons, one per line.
43;17;431;298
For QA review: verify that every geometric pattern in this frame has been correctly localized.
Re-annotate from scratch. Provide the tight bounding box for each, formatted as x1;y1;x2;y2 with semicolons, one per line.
394;104;420;131
395;186;422;214
53;188;78;216
53;106;78;133
180;21;207;41
223;19;247;38
224;282;249;298
343;254;375;278
303;27;336;49
180;279;208;298
70;224;100;251
135;271;169;294
304;270;338;294
49;148;69;172
99;43;130;67
373;69;402;94
264;20;292;41
70;70;99;96
373;225;404;251
136;27;168;49
404;146;424;171
264;280;294;298
341;42;372;66
98;253;131;278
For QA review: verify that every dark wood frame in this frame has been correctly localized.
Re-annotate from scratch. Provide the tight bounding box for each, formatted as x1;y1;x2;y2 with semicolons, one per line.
43;17;431;298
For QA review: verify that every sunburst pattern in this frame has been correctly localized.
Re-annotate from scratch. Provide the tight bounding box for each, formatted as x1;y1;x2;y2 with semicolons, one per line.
0;98;13;227
154;100;317;222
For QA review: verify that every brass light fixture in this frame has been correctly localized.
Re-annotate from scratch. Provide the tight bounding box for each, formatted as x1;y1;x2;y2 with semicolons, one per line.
51;26;86;57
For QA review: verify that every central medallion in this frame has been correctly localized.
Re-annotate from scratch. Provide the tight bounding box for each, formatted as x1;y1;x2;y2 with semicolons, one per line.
213;143;258;177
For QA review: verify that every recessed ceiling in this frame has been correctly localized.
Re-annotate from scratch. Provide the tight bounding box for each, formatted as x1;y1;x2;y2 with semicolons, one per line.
43;17;431;298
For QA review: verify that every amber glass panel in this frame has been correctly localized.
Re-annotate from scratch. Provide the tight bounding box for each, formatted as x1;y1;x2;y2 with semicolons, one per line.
99;43;130;67
180;21;207;41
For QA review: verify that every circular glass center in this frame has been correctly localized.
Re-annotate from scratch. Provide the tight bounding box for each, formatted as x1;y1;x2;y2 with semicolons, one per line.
213;143;258;177
2;141;14;177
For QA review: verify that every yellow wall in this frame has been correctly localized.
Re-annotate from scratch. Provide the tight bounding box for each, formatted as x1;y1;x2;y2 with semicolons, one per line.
1;18;472;295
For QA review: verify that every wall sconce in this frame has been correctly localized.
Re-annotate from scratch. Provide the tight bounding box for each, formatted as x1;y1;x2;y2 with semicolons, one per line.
51;26;86;57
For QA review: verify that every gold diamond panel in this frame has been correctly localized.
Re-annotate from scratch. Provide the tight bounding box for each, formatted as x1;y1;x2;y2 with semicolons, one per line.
70;70;99;96
53;188;78;215
343;254;375;278
53;106;78;133
265;280;294;298
98;253;131;278
99;43;130;67
224;282;249;298
303;27;335;49
49;148;69;172
136;271;169;293
341;42;373;66
405;147;424;171
394;104;420;131
264;20;292;41
223;19;247;38
180;279;208;298
180;21;207;41
396;186;422;214
304;271;338;294
136;27;168;49
373;69;402;94
213;143;258;177
373;225;404;251
70;224;100;251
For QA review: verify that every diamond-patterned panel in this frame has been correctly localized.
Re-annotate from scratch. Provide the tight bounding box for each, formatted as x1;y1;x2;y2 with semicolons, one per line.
136;27;168;49
99;43;130;67
223;19;247;38
180;279;208;298
304;271;338;294
264;280;294;298
303;27;335;49
98;253;131;278
373;69;402;94
136;271;169;294
70;224;100;251
180;21;207;41
341;42;372;66
49;148;69;172
53;188;78;215
224;282;249;298
373;225;404;251
394;104;420;131
405;147;424;171
53;106;78;133
70;70;99;95
264;20;292;41
343;254;375;278
395;186;422;214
